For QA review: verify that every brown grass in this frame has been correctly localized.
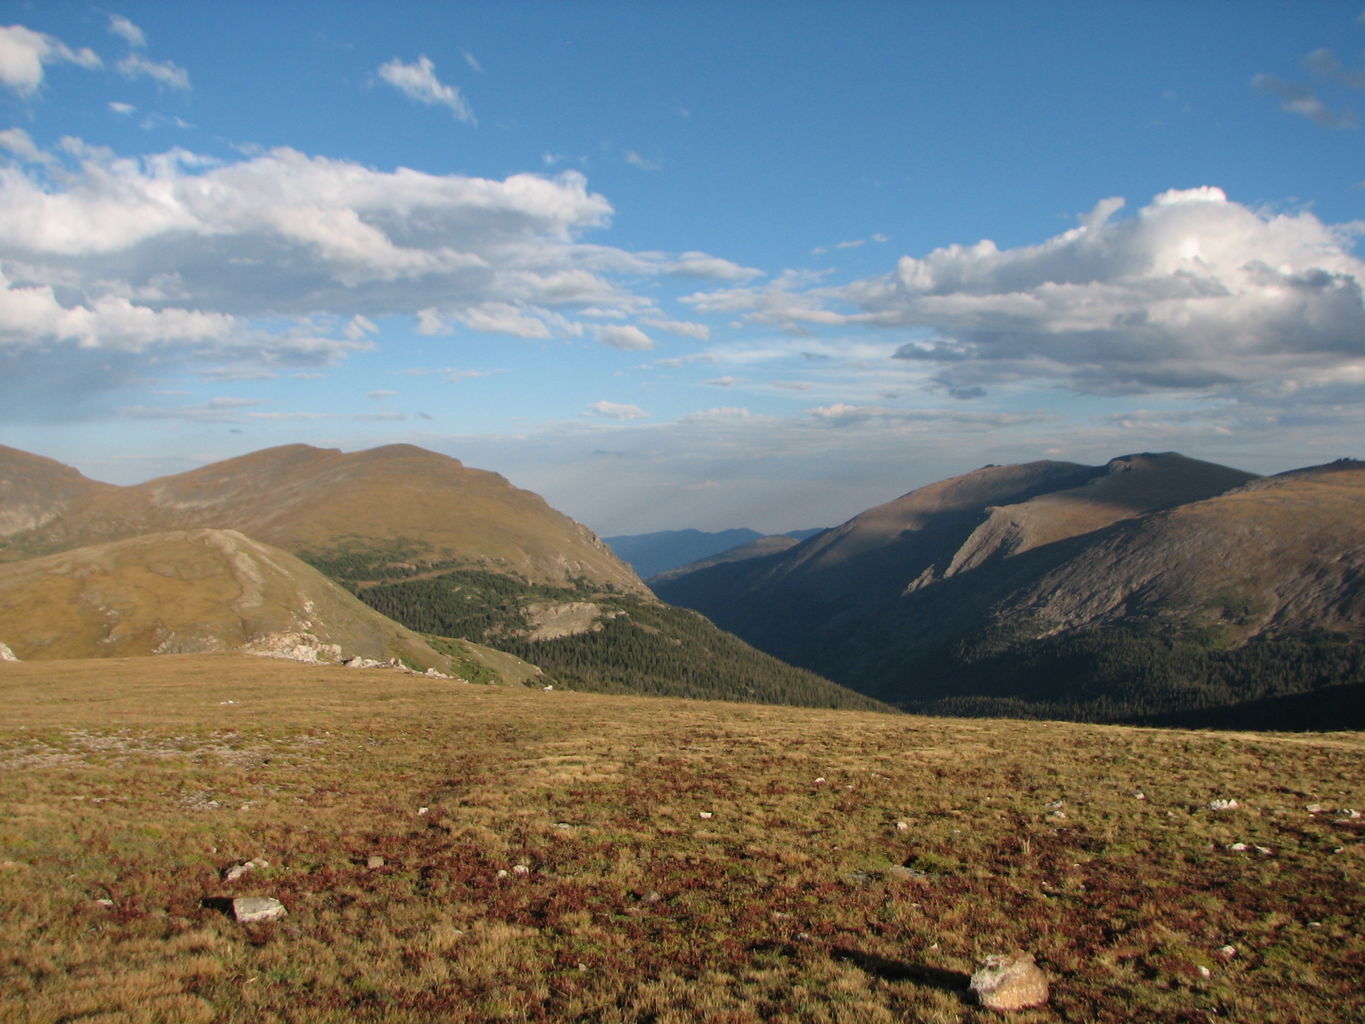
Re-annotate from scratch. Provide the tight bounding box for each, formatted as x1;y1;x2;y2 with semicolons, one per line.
1;654;1362;1023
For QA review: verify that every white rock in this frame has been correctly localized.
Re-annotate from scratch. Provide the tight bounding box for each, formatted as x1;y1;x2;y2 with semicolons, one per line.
232;896;286;923
0;642;19;662
969;951;1050;1011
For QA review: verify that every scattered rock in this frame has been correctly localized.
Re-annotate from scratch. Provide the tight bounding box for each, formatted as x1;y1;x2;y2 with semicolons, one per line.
969;950;1050;1012
1207;799;1241;812
232;896;286;923
698;811;713;819
222;857;269;882
367;855;385;869
0;641;21;662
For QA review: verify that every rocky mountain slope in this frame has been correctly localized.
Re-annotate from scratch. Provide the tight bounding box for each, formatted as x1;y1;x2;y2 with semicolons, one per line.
654;453;1365;726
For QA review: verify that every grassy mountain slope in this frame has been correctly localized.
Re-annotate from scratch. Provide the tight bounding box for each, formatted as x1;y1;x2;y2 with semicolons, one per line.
0;444;644;595
0;528;460;671
0;445;116;540
3;655;1362;1022
0;445;873;710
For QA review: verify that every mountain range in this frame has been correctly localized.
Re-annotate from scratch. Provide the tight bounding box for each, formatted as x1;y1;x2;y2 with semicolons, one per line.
604;527;824;579
0;443;879;710
3;443;1362;727
653;453;1365;728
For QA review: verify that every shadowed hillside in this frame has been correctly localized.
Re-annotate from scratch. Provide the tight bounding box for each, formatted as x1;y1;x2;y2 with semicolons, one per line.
655;454;1365;726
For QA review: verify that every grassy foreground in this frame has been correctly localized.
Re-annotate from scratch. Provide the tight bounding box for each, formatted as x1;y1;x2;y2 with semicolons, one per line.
1;656;1361;1023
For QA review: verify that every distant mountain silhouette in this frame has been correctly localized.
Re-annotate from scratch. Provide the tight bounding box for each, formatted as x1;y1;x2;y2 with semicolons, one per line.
605;527;823;579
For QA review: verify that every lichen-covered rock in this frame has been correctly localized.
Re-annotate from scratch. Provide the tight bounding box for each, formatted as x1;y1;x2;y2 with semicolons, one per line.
969;950;1049;1011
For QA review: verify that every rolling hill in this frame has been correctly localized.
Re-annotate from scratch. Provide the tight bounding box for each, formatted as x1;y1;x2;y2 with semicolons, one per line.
0;443;643;595
0;444;878;710
0;527;472;673
654;453;1365;727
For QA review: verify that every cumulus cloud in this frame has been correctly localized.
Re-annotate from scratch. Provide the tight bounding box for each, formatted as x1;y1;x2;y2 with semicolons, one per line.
377;55;474;123
0;138;737;411
588;400;649;420
0;142;617;346
701;188;1365;399
0;24;101;94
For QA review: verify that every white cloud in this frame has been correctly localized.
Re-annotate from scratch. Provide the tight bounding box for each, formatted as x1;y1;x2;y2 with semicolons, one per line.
455;303;552;338
0;24;102;95
0;127;48;163
588;400;649;420
665;251;763;281
643;317;710;340
683;406;751;423
109;15;147;49
463;51;483;73
118;397;262;423
108;100;135;116
1252;73;1352;127
117;54;190;90
367;389;396;399
704;376;736;387
701;188;1365;399
626;151;661;171
595;324;653;350
377;55;474;123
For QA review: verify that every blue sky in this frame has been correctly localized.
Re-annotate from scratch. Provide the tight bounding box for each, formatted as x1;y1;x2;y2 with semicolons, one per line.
2;1;1363;534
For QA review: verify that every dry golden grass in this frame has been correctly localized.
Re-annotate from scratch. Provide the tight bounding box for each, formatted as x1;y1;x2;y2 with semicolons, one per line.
1;654;1362;1023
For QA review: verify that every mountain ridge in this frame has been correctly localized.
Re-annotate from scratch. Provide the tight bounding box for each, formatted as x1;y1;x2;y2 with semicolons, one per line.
653;452;1364;726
